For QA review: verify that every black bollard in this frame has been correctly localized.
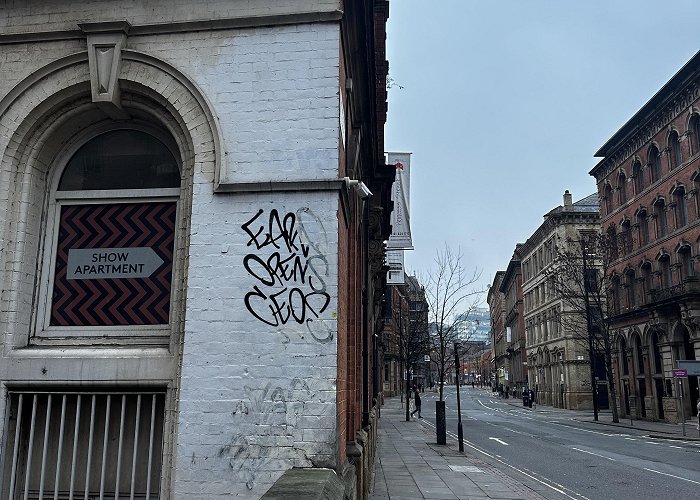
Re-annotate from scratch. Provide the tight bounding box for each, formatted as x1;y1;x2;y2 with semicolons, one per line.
436;400;447;445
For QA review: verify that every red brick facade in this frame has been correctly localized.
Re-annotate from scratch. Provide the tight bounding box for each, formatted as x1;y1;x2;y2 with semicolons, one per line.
590;51;700;423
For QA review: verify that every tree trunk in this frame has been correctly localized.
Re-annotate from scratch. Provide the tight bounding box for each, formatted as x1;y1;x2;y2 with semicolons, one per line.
603;331;620;423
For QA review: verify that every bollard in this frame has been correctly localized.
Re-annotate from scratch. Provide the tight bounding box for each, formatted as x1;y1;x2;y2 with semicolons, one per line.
436;400;447;445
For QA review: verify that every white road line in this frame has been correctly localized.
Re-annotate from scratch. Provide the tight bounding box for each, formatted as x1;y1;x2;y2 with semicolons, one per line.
489;437;509;446
424;423;589;500
669;445;682;449
643;467;700;485
548;421;618;437
570;447;616;461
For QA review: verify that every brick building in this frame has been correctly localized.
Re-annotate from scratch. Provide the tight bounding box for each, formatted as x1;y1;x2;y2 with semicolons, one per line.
590;50;700;423
488;271;506;391
0;1;394;498
380;274;429;397
521;191;602;410
499;247;527;395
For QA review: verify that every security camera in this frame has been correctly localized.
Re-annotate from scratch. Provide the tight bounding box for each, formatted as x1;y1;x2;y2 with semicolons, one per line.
354;181;373;199
343;177;373;199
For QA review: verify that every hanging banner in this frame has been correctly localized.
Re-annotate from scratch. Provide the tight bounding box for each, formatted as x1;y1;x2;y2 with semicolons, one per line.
386;152;413;250
386;249;405;284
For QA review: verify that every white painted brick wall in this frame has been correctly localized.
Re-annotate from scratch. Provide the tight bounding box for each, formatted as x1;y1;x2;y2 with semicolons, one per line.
131;23;340;183
176;190;339;497
164;21;342;498
0;9;342;498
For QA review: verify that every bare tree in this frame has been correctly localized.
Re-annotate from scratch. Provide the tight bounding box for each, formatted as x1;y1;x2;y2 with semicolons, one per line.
421;245;484;401
543;230;620;423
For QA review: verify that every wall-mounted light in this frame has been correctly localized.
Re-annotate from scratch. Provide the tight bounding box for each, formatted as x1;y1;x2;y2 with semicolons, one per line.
343;177;373;199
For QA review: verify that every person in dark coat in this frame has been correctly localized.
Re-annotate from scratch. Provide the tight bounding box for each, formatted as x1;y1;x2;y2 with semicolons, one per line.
410;388;422;418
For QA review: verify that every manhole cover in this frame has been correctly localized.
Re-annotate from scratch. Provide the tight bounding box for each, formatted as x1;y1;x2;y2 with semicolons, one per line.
449;465;483;473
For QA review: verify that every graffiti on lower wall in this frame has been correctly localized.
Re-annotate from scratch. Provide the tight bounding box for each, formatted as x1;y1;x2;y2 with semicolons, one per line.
219;378;329;490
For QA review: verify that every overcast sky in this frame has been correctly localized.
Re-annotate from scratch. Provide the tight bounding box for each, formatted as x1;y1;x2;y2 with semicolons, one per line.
385;0;700;296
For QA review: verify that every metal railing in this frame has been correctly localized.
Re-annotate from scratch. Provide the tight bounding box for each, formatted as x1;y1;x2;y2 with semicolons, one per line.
1;390;165;500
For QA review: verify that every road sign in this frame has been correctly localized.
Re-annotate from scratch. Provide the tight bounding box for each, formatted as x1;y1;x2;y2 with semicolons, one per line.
672;368;688;378
676;360;700;376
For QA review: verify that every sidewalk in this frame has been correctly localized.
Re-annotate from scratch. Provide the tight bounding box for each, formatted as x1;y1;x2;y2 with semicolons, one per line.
369;396;547;500
500;392;700;441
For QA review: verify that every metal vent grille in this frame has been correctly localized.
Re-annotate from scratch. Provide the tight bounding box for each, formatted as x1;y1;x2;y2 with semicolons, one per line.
1;390;165;500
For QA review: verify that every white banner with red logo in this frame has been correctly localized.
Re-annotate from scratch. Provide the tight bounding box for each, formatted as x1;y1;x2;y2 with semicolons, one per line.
387;152;413;250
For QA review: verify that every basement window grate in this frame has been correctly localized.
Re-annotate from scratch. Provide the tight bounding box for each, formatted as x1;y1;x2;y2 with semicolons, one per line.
1;390;165;499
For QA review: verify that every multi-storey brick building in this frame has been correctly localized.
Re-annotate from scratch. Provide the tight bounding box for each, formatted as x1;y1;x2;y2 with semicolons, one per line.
590;50;700;423
488;271;506;391
0;1;394;498
521;191;603;409
499;247;527;395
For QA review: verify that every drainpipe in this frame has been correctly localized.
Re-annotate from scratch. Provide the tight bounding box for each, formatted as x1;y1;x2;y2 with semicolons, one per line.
362;197;370;427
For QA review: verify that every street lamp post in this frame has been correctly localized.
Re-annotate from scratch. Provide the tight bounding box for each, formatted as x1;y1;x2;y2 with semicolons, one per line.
454;342;464;452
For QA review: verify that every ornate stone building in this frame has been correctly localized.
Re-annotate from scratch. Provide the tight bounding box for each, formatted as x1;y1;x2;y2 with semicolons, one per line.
0;1;394;498
521;191;602;410
590;50;700;423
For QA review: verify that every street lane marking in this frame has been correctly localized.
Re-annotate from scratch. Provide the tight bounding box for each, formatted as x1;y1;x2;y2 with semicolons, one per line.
643;467;700;485
571;447;616;461
669;445;682;449
489;437;509;445
423;422;589;500
548;421;618;437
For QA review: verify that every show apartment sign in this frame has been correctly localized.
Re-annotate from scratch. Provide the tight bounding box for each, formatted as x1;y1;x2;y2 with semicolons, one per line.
66;247;164;280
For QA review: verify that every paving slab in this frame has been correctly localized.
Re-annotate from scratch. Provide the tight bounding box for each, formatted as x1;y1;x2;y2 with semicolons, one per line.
370;397;547;500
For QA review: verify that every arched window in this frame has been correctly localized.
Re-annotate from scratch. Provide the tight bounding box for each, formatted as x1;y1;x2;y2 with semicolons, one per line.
621;219;633;254
690;114;700;155
679;245;694;280
633;160;644;194
641;261;653;297
658;254;672;287
619;337;629;375
604;183;614;214
634;335;645;375
625;269;637;308
611;275;622;313
618;172;627;205
648;145;662;183
654;198;668;238
637;208;649;246
651;332;663;374
41;128;181;335
669;130;682;169
673;185;688;228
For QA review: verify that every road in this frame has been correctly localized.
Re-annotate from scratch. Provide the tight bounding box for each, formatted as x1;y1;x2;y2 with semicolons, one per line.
416;385;700;500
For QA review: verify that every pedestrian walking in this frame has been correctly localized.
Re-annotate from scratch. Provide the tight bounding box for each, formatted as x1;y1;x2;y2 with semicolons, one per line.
410;388;422;418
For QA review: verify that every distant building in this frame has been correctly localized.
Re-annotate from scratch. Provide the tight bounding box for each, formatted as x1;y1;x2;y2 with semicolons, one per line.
590;50;700;423
455;307;491;345
520;191;602;410
499;247;527;394
488;272;506;390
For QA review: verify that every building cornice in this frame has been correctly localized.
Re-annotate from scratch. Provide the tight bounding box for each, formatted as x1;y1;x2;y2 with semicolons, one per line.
591;49;700;181
0;10;344;45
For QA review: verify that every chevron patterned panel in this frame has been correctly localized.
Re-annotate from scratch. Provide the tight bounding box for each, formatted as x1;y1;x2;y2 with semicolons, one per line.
50;202;176;326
